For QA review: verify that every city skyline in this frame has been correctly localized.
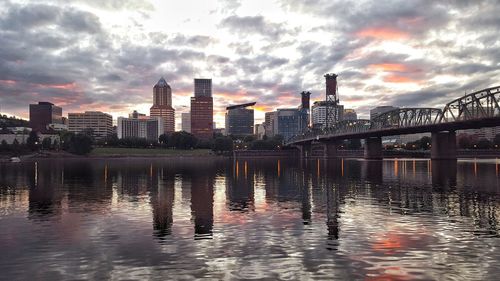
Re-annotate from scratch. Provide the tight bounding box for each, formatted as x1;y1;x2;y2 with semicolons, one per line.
0;0;499;129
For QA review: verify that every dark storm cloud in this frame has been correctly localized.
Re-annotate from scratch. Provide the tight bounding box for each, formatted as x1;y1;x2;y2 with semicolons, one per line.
280;0;449;36
1;3;101;33
220;15;292;40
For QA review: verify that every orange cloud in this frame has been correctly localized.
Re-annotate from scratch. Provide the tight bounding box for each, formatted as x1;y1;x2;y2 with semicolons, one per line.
44;82;78;90
369;63;408;72
384;75;418;83
356;27;409;40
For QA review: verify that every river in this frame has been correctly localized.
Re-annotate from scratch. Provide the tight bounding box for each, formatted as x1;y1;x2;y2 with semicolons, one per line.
0;158;499;280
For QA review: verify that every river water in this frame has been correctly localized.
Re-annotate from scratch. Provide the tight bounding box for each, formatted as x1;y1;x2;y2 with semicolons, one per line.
0;158;499;280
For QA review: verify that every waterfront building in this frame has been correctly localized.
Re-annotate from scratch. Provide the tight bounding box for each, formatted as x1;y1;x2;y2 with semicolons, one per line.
459;126;500;140
68;111;113;140
191;78;214;139
369;106;398;120
150;77;175;134
29;102;63;133
312;101;344;129
225;103;255;136
343;109;357;120
117;112;163;142
181;113;191;133
274;108;304;141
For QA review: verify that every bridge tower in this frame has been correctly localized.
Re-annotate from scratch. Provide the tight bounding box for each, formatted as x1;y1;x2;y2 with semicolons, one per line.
324;73;340;129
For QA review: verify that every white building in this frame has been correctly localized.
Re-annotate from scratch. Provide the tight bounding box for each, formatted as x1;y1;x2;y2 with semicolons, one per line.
117;114;163;142
311;101;344;128
68;111;113;140
181;112;191;133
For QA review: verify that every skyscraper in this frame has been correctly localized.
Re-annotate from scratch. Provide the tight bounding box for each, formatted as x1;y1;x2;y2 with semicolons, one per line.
181;113;191;133
194;78;212;97
225;103;255;136
191;78;213;139
150;77;175;134
29;102;63;133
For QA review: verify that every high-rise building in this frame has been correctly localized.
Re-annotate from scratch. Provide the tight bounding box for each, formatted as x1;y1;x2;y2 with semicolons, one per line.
194;78;212;97
255;123;266;140
312;101;344;129
191;78;214;139
343;109;357;120
181;113;191;133
264;111;276;137
225;103;255;136
117;112;163;142
68;111;113;140
274;108;303;141
150;77;175;135
29;102;63;133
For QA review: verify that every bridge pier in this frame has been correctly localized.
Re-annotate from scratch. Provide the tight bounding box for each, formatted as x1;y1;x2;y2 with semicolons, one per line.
431;131;457;160
294;142;312;159
364;137;382;160
322;141;341;158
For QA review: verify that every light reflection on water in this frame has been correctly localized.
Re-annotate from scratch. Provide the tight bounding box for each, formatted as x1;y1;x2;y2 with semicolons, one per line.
0;158;499;280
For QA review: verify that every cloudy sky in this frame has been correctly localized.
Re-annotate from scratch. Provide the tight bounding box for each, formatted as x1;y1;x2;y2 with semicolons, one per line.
0;0;499;128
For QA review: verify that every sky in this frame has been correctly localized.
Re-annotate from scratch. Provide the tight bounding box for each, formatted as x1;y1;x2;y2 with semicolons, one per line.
0;0;499;129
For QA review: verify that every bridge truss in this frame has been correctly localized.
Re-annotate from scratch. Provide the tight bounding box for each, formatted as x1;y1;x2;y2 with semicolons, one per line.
286;85;500;145
439;86;500;122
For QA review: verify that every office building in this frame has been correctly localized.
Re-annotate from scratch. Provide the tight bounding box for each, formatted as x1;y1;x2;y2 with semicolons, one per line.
225;103;255;136
370;106;399;120
117;113;163;142
191;78;214;139
255;123;266;140
274;109;303;142
150;77;175;134
181;113;191;133
343;109;357;120
68;111;113;140
264;111;277;137
312;101;344;128
194;78;212;97
29;102;63;133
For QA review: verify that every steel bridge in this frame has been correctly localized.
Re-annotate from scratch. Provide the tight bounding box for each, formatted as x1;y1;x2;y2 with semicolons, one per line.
287;86;500;160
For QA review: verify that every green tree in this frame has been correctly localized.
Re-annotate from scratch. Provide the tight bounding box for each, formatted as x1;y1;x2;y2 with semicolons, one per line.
476;138;492;149
159;134;169;146
243;135;255;143
26;131;39;151
103;133;119;146
212;137;233;154
169;131;197;149
41;137;52;150
59;131;75;150
11;139;20;154
0;140;8;152
68;133;93;155
419;136;432;150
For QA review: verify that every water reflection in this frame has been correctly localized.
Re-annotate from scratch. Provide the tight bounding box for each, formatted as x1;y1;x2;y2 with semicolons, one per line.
0;158;499;280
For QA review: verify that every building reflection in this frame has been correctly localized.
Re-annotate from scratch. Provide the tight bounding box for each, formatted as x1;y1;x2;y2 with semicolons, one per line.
227;160;254;212
191;164;215;239
149;165;175;240
28;161;63;220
